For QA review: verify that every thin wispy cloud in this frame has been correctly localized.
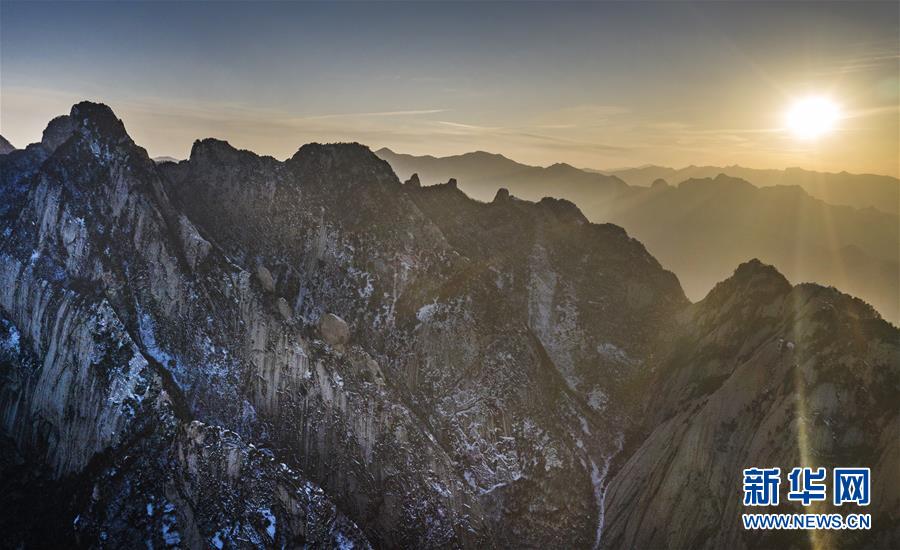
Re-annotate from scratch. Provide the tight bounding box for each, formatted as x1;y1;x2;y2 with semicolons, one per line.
804;46;900;77
296;109;447;121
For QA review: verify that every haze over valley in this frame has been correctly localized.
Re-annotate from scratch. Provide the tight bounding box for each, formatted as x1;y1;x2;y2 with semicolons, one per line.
378;148;900;323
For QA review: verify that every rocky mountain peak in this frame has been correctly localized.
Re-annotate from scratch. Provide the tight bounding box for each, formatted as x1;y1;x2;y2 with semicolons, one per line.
287;142;398;186
403;172;421;187
69;101;130;144
189;137;254;165
289;142;382;167
730;258;790;287
39;115;76;153
695;259;793;324
536;196;588;224
0;135;15;155
33;102;146;169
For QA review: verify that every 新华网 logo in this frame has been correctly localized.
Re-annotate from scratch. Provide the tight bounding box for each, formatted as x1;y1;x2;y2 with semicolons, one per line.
741;467;871;530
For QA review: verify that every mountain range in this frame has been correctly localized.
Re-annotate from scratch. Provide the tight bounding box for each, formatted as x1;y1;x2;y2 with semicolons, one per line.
377;148;899;324
598;164;900;215
0;104;897;548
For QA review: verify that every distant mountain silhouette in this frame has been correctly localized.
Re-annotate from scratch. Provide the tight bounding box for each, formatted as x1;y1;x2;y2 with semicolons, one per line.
596;164;900;215
376;148;628;204
601;174;899;323
377;149;899;322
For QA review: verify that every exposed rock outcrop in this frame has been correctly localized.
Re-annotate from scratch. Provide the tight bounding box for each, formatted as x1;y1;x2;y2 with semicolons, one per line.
40;115;77;153
256;265;276;293
0;135;15;155
318;313;349;346
276;297;293;321
403;173;421;187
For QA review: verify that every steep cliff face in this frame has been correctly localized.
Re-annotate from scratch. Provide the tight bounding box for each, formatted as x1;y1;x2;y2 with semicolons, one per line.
406;184;687;421
0;103;369;547
3;103;685;547
160;135;689;547
603;260;900;549
1;103;897;549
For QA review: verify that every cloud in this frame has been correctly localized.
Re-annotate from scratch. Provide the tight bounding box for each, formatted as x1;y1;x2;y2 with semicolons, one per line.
512;131;629;153
803;44;900;78
434;120;501;133
296;109;446;121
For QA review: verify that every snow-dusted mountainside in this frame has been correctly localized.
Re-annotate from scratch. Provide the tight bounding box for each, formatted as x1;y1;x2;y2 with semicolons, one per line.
1;103;897;548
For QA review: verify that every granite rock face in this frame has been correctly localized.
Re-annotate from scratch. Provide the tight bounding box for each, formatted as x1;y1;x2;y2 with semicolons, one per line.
0;104;368;548
1;103;897;549
603;260;900;549
157;135;675;547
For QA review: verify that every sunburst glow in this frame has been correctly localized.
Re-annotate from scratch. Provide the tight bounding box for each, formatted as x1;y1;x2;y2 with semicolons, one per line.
785;96;841;140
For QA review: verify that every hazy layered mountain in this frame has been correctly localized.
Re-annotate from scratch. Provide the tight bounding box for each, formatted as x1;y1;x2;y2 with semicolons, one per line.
1;104;897;549
376;148;629;204
596;175;899;324
0;135;15;155
377;149;899;324
600;164;900;215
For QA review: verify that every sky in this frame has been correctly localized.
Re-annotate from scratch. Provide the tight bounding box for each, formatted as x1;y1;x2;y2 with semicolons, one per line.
1;1;898;175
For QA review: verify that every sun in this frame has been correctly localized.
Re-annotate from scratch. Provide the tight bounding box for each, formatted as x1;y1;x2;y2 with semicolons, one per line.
784;96;841;140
